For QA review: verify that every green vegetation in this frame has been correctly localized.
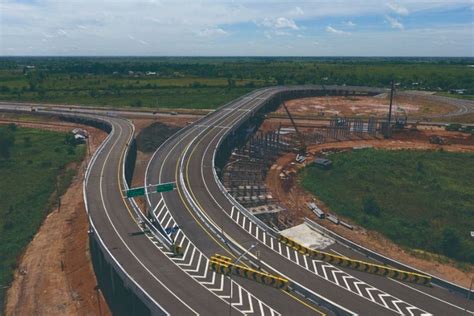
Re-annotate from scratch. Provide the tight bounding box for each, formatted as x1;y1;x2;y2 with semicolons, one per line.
0;57;473;109
300;149;474;264
0;126;85;307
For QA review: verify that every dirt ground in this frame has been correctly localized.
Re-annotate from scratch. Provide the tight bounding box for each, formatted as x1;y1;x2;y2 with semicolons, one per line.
130;116;193;212
3;118;110;316
265;129;474;288
282;94;456;118
2;113;194;316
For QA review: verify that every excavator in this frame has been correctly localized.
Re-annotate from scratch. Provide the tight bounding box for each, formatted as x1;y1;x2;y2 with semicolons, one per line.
281;101;307;155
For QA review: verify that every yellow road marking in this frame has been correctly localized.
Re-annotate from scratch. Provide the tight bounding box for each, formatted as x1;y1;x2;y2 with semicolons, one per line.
181;121;326;314
283;291;326;316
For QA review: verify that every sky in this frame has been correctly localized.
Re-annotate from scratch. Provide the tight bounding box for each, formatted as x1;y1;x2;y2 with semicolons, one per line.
0;0;473;56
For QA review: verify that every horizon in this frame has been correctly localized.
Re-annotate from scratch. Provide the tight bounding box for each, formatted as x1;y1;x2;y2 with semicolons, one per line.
1;55;474;59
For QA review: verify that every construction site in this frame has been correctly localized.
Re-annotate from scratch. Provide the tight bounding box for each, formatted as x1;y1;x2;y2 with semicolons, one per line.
219;88;474;287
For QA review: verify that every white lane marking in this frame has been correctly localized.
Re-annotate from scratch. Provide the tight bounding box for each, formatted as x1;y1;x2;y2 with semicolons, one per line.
294;251;300;265
163;215;173;230
188;90;437;314
137;94;280;314
241;292;255;314
156;203;166;218
96;122;198;314
303;254;309;270
210;274;225;292
202;270;216;285
390;278;471;313
187;253;204;273
232;285;244;307
180;247;197;268
194;260;209;280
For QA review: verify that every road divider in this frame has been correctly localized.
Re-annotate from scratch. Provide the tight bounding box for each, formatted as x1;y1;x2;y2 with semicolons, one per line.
278;235;431;286
209;254;289;290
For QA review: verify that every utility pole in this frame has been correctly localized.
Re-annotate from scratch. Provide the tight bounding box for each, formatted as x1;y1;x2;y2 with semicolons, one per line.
229;243;257;316
465;277;473;312
388;80;395;127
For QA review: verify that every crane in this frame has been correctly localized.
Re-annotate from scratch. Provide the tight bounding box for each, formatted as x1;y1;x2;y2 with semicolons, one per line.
282;101;306;154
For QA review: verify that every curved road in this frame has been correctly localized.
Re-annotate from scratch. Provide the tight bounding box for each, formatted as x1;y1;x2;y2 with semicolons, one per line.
146;86;473;315
1;86;473;315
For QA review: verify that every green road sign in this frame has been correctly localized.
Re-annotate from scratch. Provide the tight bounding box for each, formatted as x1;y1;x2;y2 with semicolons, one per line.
125;187;145;198
156;182;175;193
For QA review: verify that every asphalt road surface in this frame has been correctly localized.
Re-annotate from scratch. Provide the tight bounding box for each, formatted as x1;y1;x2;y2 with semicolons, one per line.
1;86;473;315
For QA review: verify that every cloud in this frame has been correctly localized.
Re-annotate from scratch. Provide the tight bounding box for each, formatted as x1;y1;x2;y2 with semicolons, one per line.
387;3;409;15
196;27;227;37
344;20;356;27
274;30;290;36
290;6;304;16
385;15;404;30
326;26;350;35
1;0;472;56
261;17;299;30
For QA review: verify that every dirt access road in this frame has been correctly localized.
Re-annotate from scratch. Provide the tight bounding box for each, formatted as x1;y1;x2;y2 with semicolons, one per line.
2;118;110;316
281;94;456;118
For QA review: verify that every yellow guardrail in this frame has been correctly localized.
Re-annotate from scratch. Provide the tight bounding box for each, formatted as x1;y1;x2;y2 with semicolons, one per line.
209;255;289;290
278;235;431;286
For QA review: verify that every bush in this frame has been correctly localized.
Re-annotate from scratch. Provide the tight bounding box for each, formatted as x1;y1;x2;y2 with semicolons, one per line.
7;123;17;132
0;128;15;159
130;99;143;107
362;196;381;217
440;228;461;258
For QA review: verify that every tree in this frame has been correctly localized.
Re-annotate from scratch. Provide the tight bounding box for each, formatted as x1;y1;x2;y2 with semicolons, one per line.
362;196;381;217
130;99;143;107
64;133;77;146
440;228;461;258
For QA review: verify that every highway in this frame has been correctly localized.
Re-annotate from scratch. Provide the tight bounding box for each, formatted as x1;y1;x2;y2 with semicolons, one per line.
145;86;473;315
1;86;473;315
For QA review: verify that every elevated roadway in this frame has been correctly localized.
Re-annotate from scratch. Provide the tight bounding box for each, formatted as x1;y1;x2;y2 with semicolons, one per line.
146;86;473;315
2;86;473;315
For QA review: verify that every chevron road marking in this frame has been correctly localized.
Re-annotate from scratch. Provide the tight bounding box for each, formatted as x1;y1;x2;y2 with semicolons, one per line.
144;197;281;315
227;204;432;315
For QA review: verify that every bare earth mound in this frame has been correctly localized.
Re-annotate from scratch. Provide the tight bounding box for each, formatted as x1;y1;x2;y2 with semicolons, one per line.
4;119;110;316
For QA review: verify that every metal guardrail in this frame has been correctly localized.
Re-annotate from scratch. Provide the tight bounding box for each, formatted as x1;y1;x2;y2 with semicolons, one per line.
304;218;474;299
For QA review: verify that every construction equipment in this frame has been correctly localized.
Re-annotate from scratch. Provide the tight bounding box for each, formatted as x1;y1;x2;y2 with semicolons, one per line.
281;101;306;154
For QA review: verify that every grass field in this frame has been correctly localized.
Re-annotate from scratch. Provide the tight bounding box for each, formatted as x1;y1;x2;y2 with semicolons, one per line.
0;126;85;307
300;149;474;265
0;57;473;109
